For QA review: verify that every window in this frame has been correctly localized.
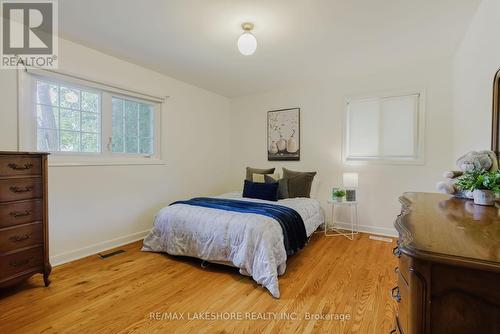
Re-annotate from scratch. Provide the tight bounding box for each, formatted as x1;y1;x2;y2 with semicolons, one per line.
344;91;424;164
20;69;164;165
111;97;154;155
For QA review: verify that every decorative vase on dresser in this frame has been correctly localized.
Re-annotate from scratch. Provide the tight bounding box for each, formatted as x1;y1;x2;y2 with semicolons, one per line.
391;192;500;334
0;152;51;288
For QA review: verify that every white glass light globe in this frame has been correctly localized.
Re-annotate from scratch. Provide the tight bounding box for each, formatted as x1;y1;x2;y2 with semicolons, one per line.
237;32;257;55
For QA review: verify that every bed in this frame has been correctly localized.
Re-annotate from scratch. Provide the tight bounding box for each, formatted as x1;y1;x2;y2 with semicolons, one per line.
142;192;324;298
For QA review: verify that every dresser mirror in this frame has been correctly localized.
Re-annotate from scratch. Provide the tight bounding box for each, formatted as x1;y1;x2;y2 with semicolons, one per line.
491;68;500;155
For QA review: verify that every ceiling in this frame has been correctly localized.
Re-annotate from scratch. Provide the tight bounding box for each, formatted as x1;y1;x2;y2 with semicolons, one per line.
59;0;481;97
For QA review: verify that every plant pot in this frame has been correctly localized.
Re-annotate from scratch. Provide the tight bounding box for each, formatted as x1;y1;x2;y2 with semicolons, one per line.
472;190;496;206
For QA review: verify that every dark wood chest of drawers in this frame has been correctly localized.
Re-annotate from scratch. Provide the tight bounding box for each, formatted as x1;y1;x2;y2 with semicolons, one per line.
0;152;51;288
392;193;500;334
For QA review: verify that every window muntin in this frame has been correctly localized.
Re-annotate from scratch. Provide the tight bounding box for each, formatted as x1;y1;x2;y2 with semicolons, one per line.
111;97;154;155
36;80;101;153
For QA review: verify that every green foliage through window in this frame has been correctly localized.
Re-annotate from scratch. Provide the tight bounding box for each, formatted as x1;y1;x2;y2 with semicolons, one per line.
35;79;157;158
36;80;101;153
111;97;154;155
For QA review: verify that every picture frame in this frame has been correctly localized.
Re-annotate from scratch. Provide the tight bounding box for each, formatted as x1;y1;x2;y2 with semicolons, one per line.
267;108;300;161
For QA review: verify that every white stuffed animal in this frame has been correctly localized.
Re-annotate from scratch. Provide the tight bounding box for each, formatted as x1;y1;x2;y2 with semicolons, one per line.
436;150;499;198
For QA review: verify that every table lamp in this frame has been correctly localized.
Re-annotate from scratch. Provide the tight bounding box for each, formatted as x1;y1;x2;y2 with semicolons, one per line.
343;172;358;201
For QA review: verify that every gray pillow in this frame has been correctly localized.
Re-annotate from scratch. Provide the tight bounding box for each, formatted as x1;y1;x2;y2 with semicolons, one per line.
282;168;317;198
264;174;289;199
245;167;275;181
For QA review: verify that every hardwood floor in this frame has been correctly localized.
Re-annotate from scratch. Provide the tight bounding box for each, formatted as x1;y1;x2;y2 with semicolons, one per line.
0;233;397;334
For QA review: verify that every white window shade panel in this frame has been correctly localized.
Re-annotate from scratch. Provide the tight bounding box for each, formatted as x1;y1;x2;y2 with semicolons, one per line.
380;95;418;157
344;90;424;164
348;99;380;157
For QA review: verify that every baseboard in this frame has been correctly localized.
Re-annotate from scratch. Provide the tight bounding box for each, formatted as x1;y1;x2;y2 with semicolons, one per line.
331;222;398;238
50;229;150;266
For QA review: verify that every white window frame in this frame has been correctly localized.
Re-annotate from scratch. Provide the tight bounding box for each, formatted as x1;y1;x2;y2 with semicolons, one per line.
343;89;425;165
18;68;165;166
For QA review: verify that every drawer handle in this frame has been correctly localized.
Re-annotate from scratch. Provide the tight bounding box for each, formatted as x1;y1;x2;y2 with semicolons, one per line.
391;286;401;303
392;246;401;258
394;266;399;274
9;210;32;218
9;234;30;242
10;257;32;268
8;162;33;170
9;186;33;193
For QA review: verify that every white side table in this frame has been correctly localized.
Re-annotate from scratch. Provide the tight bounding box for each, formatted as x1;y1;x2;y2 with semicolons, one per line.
326;199;359;240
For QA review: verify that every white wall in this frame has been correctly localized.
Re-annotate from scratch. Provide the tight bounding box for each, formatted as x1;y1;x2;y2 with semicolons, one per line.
229;59;454;236
452;0;500;158
0;39;232;264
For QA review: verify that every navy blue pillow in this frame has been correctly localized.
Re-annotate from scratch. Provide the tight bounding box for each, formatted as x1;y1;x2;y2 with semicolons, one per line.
243;180;279;202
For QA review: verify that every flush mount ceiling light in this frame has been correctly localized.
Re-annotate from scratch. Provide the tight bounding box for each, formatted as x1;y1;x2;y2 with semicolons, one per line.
237;22;257;56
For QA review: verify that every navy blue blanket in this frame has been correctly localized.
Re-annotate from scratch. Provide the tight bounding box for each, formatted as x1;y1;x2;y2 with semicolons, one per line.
171;197;308;256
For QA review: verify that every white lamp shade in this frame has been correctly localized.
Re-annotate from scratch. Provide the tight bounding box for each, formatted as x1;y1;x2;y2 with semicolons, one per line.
237;32;257;55
343;172;359;188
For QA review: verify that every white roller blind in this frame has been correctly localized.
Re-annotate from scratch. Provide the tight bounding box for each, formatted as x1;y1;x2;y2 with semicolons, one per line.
345;92;423;163
348;99;379;157
380;95;417;157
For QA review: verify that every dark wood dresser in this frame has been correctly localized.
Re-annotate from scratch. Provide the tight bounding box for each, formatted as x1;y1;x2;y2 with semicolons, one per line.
0;152;51;288
392;192;500;334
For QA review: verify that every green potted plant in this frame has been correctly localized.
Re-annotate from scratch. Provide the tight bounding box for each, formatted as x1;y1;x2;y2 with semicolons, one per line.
333;189;346;202
456;170;500;206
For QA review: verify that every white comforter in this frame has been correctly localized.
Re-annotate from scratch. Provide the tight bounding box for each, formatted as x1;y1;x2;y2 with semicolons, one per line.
142;192;324;298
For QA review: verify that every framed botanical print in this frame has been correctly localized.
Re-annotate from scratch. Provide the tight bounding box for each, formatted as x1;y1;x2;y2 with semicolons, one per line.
267;108;300;161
